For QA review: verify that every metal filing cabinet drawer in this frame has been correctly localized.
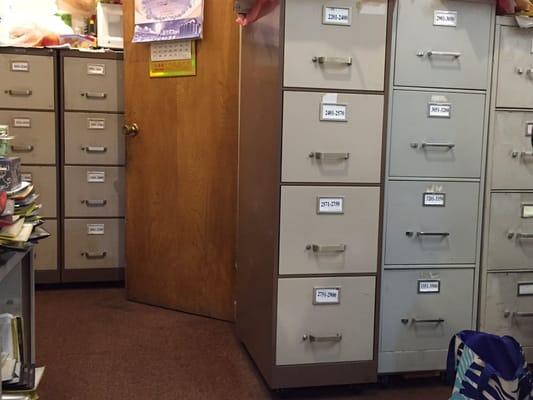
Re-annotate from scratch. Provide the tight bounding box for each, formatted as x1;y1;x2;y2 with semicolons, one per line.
496;26;533;108
394;0;492;90
33;220;58;272
485;272;533;359
64;218;125;270
491;111;533;190
279;186;379;275
0;54;55;110
487;193;533;270
276;276;375;365
282;92;383;183
63;58;124;112
385;181;479;265
284;0;387;91
20;166;57;218
64;166;125;217
64;112;125;165
381;268;474;353
389;90;485;179
0;110;56;165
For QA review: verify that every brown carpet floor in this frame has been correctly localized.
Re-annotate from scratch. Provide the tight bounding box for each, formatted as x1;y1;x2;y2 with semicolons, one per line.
35;287;450;400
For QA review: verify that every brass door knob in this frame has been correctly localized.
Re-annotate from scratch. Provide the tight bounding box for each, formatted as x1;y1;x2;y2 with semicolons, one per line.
123;123;139;137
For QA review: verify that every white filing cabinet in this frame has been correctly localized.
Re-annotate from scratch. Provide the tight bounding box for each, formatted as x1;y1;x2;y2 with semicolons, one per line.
61;50;125;282
237;0;389;389
0;48;60;284
379;0;495;374
480;17;533;362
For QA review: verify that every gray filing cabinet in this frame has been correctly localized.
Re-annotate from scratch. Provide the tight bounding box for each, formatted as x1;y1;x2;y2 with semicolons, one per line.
480;17;533;362
379;0;495;374
237;0;389;389
60;50;125;283
0;48;60;284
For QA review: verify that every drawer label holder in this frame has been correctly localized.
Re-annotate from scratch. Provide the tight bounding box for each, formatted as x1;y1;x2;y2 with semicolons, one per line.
428;103;451;118
87;224;105;235
423;192;446;207
320;103;348;122
87;171;106;183
418;280;441;294
13;118;31;128
10;61;30;72
87;118;106;130
526;122;533;137
522;204;533;219
322;6;351;26
518;282;533;296
434;10;458;27
313;287;341;305
87;64;106;76
317;197;344;214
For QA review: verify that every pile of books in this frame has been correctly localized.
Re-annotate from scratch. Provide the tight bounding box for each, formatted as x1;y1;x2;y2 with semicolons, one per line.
0;182;49;251
1;314;44;399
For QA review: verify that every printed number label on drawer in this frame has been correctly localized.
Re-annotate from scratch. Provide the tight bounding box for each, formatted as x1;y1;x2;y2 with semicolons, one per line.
518;282;533;296
428;103;451;118
87;118;106;130
87;171;105;183
322;6;351;26
87;64;106;75
317;197;344;214
313;287;341;305
10;61;29;72
433;10;457;27
418;280;441;294
526;122;533;137
87;224;105;235
423;193;446;207
320;104;348;122
13;118;31;128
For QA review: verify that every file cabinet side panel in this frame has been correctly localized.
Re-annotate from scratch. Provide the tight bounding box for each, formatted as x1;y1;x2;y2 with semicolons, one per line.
236;5;283;387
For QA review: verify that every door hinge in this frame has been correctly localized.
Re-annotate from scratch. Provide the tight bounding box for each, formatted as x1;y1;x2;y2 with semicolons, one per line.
233;300;238;321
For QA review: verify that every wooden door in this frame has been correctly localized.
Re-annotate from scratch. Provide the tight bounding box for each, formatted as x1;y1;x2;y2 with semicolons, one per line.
122;0;239;320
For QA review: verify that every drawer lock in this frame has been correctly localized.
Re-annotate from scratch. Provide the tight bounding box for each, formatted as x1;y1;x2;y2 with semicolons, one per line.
302;334;342;343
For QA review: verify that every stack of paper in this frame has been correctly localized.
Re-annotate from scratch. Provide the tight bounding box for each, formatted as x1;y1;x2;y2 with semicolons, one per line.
0;182;49;251
1;314;44;398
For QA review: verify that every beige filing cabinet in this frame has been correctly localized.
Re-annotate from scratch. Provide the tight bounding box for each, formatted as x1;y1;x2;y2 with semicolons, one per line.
237;0;389;389
0;48;60;284
480;17;533;362
379;0;495;374
60;50;125;282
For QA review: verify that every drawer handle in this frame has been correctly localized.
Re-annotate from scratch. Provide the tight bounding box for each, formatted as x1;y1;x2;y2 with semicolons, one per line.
81;251;107;259
10;144;34;152
302;334;342;343
511;150;533;159
312;56;352;66
306;244;346;253
309;152;350;161
426;51;461;59
82;92;107;99
411;142;455;150
505;310;533;318
6;89;32;97
82;146;108;153
81;199;107;207
507;231;533;240
406;231;450;238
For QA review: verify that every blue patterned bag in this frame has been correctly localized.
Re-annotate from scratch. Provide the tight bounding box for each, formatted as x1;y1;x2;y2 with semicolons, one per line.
447;331;532;400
